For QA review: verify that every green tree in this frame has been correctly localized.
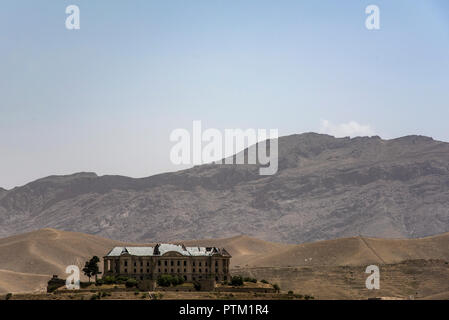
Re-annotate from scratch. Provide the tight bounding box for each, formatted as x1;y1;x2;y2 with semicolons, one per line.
230;275;244;286
157;275;173;287
83;256;102;283
90;256;101;281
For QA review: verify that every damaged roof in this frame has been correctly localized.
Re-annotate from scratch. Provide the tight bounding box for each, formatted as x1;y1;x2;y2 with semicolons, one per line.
105;244;231;257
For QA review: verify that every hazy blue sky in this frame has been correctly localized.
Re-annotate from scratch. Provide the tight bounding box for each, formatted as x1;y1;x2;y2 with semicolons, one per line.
1;0;448;189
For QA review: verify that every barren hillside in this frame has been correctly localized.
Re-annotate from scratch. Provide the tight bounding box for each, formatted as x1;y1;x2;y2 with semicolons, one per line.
1;229;449;295
1;133;449;243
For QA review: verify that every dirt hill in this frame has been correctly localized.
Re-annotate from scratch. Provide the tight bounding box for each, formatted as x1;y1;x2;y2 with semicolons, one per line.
245;233;449;267
1;229;449;295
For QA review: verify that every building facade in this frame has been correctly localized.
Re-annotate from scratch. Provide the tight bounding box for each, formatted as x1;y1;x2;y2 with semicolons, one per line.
103;244;231;283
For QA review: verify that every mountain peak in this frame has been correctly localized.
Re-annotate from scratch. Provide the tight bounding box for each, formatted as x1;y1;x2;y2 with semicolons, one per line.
389;135;435;143
32;172;98;184
1;133;449;243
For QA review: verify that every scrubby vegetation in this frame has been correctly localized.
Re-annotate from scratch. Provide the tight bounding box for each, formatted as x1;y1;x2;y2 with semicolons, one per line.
230;275;244;286
125;278;138;288
228;275;263;286
157;274;185;287
90;293;100;300
243;277;257;283
89;291;112;300
47;275;67;292
100;275;134;285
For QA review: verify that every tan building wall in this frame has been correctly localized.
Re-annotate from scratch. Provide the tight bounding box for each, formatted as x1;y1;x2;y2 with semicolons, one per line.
103;254;231;283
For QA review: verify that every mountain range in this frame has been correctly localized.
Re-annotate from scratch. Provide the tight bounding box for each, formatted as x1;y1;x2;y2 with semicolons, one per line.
1;133;449;243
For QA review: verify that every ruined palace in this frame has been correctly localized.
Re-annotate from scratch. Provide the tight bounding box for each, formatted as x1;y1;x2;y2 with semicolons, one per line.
103;244;231;283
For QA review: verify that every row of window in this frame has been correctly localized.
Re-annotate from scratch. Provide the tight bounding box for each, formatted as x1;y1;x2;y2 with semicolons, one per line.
133;275;229;282
121;267;225;274
121;259;227;267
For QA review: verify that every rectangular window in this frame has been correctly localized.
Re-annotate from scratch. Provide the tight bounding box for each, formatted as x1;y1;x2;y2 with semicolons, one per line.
158;261;161;266
134;262;136;267
199;269;202;273
170;261;174;266
124;261;128;266
124;268;127;273
184;261;186;266
184;269;186;273
177;261;180;266
134;269;137;273
164;261;167;266
140;261;143;267
147;269;149;273
140;269;143;273
147;262;150;266
199;262;202;266
193;268;196;273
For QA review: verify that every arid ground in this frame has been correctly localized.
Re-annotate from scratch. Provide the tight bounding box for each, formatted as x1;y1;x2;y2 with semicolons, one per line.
1;228;448;299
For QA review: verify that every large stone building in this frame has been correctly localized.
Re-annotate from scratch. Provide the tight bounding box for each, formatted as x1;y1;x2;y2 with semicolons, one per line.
103;244;231;283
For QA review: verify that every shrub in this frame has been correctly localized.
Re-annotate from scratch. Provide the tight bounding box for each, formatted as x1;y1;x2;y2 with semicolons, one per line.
157;275;184;287
261;279;269;284
102;276;116;284
243;277;257;283
174;275;185;286
5;293;12;300
141;293;148;299
95;279;104;286
47;283;63;293
125;278;138;288
304;295;314;300
46;277;66;293
151;292;164;300
116;275;129;283
157;275;173;287
230;276;244;286
288;290;294;295
90;293;100;300
272;283;280;291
